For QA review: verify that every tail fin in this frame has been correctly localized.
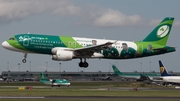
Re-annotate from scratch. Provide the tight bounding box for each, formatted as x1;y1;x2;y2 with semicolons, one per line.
159;60;171;76
142;17;174;45
112;65;123;75
40;72;46;79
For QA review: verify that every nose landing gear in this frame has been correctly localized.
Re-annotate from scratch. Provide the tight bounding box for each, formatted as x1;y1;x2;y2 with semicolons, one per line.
22;53;27;63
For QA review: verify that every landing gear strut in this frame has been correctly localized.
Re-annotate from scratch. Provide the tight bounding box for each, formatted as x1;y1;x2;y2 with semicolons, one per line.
22;53;27;63
79;58;89;68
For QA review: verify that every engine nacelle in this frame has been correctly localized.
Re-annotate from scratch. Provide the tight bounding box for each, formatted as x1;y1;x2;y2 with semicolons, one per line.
52;50;73;61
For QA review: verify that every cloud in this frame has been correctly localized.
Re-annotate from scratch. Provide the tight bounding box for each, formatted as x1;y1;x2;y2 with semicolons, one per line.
148;19;180;27
148;19;161;26
174;21;180;26
93;9;142;27
2;0;177;28
0;0;82;25
52;2;82;16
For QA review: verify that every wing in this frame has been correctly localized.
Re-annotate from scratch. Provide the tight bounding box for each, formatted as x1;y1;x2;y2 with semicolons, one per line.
70;41;118;57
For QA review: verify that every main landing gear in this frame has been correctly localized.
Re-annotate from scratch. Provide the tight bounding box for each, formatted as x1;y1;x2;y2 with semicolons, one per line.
22;53;27;63
79;58;89;68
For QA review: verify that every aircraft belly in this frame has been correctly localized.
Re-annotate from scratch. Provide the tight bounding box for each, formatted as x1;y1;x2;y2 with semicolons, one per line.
53;83;70;86
165;79;180;83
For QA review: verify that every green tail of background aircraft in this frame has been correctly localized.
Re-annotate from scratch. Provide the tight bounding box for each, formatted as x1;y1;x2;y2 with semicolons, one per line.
112;65;160;81
2;17;175;68
40;72;70;87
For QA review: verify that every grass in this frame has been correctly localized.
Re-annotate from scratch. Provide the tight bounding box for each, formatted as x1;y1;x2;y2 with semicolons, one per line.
0;82;179;101
0;99;172;101
0;88;180;97
0;81;165;87
0;81;179;97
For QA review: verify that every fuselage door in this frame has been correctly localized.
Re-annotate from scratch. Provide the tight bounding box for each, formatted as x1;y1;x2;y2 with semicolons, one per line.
138;44;143;53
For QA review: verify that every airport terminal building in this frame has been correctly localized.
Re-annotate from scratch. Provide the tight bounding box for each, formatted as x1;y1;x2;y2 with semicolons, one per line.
1;71;117;81
1;70;180;82
2;70;177;82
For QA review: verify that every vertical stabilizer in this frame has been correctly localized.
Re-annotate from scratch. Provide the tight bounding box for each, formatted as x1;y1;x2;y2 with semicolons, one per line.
112;65;123;75
159;60;171;76
40;72;46;79
143;17;174;45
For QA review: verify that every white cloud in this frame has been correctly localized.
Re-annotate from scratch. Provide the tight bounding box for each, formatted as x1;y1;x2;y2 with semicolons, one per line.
93;9;142;27
148;19;180;27
148;19;161;26
0;0;82;24
52;3;82;16
174;21;180;26
2;0;176;28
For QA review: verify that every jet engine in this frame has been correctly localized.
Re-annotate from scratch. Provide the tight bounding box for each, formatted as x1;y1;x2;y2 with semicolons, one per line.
52;50;73;61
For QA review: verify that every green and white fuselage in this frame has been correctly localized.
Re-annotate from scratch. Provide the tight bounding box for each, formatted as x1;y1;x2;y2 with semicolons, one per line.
112;65;160;80
40;79;70;86
2;17;176;67
40;72;70;87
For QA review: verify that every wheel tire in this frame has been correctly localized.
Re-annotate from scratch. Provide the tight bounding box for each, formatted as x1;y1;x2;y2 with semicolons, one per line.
22;59;26;63
79;62;84;67
84;62;89;68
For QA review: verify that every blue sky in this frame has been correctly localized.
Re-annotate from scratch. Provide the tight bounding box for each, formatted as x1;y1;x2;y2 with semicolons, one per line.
0;0;180;73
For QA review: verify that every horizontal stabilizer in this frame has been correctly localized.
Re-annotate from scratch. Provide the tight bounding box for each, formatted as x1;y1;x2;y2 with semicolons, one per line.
153;47;176;52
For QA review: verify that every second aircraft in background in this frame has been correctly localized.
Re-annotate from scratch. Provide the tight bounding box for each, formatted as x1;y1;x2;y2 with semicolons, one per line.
40;72;70;87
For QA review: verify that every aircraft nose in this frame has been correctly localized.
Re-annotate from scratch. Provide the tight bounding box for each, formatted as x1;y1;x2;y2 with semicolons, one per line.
2;41;9;49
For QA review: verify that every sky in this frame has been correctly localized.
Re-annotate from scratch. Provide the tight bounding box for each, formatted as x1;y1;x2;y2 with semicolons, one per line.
0;0;180;73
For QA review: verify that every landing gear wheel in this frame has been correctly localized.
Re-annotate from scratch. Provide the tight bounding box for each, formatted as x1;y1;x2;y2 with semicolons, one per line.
79;62;84;67
78;58;89;68
22;53;27;63
22;59;26;63
84;62;89;68
58;85;60;87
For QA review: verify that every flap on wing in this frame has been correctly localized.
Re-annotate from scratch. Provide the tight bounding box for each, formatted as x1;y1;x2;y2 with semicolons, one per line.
71;40;118;56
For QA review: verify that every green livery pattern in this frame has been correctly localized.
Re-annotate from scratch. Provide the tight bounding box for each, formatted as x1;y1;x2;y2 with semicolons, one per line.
142;17;174;45
40;72;70;85
112;65;160;77
5;17;176;59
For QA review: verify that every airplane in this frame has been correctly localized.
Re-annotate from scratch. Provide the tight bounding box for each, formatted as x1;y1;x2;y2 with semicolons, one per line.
40;72;70;87
112;65;160;81
2;17;175;68
0;75;7;81
0;78;3;81
159;60;180;84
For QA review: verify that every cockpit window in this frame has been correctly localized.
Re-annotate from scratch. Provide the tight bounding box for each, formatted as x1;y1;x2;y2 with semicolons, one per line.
9;37;16;40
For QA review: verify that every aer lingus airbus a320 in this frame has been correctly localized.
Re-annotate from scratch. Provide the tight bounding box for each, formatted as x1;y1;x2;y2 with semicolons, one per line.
2;17;176;68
